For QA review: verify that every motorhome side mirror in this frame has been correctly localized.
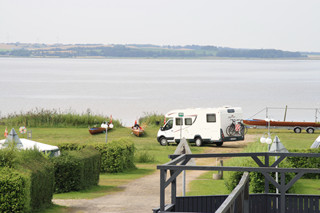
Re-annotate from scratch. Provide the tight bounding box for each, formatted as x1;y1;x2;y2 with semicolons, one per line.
160;127;163;131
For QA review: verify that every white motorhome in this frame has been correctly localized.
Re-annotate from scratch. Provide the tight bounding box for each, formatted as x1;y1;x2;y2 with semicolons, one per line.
157;106;245;146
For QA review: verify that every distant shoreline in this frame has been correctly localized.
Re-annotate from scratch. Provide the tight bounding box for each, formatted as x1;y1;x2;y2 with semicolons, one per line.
1;43;316;59
1;56;319;60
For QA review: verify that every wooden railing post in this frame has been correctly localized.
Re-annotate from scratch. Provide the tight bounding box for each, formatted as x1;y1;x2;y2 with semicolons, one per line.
160;169;166;211
170;170;176;206
265;154;269;193
244;181;249;212
280;172;286;213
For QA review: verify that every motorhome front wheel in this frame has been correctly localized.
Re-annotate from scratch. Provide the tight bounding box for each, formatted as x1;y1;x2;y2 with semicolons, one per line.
160;138;168;146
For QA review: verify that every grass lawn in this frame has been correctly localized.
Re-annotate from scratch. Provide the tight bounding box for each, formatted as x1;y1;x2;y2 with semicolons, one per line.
53;164;155;199
0;125;206;200
187;128;320;196
3;124;320;208
294;179;320;194
36;205;68;213
1;125;205;164
187;171;229;196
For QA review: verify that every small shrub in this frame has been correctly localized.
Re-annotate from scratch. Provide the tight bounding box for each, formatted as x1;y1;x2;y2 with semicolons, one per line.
225;157;295;193
58;143;86;151
287;148;320;179
135;151;155;163
0;147;19;168
94;139;135;173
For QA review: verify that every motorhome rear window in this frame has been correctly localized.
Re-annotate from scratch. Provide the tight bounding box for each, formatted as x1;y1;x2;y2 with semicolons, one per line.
227;109;235;113
206;114;216;122
176;118;183;125
185;118;192;125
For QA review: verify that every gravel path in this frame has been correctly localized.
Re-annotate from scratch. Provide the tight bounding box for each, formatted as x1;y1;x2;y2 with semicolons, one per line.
53;135;257;213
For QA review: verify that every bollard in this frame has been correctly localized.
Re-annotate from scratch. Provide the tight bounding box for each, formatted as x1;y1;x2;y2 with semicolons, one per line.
213;159;223;180
219;160;223;179
27;130;32;139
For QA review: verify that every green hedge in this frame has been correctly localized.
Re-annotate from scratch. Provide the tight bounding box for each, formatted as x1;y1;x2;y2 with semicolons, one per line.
95;140;135;173
225;157;295;193
0;148;18;168
287;148;320;179
0;167;31;213
52;147;100;193
58;139;135;173
19;150;54;211
0;148;54;212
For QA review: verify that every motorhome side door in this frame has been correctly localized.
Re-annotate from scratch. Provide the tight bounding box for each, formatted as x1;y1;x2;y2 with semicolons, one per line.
205;113;219;139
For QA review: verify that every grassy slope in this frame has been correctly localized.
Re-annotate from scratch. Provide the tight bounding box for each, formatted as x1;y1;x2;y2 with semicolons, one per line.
187;129;320;196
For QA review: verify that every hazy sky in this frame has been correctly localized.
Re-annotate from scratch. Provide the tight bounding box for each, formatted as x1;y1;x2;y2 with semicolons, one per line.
1;0;320;52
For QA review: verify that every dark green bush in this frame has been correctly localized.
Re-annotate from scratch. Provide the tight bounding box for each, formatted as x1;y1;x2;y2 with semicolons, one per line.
0;167;31;213
225;157;295;193
52;147;100;193
58;143;86;151
0;148;54;212
287;148;320;179
135;151;155;163
0;147;18;168
58;139;135;173
95;139;135;173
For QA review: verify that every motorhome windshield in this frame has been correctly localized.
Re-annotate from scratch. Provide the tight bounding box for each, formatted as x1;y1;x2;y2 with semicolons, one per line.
163;119;173;130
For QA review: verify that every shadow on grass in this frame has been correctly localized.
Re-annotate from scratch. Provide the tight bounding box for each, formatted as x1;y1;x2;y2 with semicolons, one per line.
54;167;155;200
53;185;122;200
35;204;68;213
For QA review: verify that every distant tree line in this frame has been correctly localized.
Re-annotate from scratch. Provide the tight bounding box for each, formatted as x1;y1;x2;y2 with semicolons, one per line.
216;48;303;58
0;45;305;58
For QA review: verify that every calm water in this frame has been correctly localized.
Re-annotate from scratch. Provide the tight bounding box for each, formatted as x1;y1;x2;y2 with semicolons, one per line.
0;58;319;125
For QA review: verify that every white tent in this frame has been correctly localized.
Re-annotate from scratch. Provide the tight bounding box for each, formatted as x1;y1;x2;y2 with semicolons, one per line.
0;128;60;157
269;136;289;153
310;136;320;148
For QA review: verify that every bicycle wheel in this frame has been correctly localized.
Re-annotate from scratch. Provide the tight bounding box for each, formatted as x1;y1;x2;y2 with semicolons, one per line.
228;124;236;136
226;126;231;136
240;124;247;135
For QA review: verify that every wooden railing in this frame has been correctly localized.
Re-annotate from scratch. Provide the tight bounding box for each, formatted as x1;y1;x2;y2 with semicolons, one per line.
155;152;320;213
215;172;249;213
172;194;320;213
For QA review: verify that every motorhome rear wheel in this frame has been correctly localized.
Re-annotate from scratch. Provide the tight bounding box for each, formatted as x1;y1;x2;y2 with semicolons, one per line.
195;138;203;147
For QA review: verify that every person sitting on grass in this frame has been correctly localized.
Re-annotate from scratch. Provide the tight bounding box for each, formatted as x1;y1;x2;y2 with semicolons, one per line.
133;120;141;129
